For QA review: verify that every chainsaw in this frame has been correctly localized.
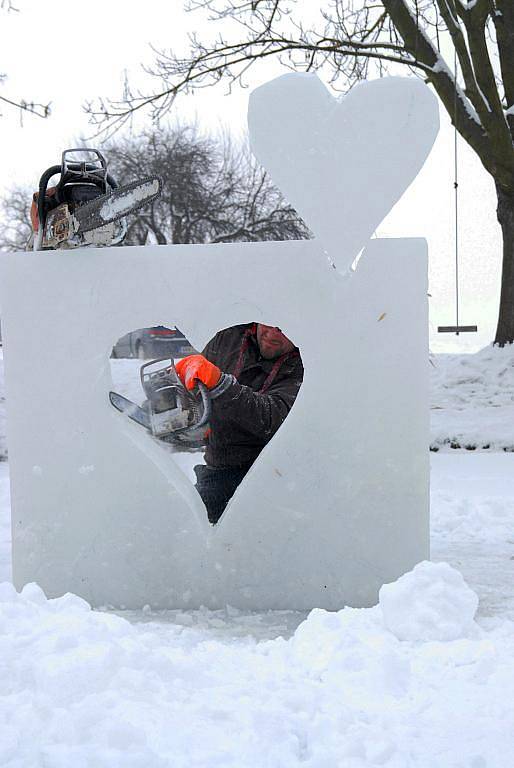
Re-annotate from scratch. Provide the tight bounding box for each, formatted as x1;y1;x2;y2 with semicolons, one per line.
109;358;211;450
31;148;162;250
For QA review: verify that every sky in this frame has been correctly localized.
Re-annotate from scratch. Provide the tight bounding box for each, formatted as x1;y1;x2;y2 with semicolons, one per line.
0;0;501;352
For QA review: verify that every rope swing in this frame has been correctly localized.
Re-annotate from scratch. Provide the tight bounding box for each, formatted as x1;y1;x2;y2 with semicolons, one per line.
437;51;477;336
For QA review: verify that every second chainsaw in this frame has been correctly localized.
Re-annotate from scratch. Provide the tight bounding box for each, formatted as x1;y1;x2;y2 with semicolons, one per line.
30;148;162;250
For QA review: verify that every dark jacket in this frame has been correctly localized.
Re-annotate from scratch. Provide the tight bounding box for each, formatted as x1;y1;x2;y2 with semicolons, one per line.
202;323;304;468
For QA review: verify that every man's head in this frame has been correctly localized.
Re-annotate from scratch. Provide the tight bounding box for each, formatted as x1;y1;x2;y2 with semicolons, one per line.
256;324;295;360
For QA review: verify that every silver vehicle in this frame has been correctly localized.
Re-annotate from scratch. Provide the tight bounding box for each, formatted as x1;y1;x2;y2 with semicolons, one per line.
112;326;195;360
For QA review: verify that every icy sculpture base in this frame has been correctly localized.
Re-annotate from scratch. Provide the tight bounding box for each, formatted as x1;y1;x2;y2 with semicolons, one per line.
0;72;437;608
0;237;428;610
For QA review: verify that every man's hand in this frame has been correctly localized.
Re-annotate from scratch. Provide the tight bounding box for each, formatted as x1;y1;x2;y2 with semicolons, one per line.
175;355;222;391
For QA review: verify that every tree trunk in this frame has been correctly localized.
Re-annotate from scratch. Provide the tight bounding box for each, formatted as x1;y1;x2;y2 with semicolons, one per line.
495;185;514;345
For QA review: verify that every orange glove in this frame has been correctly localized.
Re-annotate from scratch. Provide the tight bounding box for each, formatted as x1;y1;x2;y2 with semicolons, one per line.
175;354;222;391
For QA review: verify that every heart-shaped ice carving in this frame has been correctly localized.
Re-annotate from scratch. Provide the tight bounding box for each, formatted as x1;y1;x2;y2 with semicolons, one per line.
248;74;439;271
0;74;438;611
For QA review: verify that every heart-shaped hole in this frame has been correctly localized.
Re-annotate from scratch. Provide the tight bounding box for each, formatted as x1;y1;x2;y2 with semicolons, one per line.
110;322;303;525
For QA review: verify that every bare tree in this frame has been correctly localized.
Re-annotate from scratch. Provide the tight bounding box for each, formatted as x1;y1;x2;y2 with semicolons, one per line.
87;0;514;344
0;0;50;120
0;124;308;251
0;185;32;251
104;124;309;245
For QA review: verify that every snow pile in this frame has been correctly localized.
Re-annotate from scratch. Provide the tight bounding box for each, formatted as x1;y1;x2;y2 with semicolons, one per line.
379;560;479;641
3;573;514;767
432;489;514;544
430;343;514;450
292;604;412;698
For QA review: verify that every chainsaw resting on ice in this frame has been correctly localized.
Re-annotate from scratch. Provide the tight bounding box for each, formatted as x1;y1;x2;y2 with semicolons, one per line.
110;358;212;450
32;148;162;250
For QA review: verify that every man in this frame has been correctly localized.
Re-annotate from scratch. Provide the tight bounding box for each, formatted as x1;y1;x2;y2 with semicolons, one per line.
175;323;303;524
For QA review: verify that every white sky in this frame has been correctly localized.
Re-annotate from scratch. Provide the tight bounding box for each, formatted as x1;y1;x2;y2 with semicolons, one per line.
0;0;501;352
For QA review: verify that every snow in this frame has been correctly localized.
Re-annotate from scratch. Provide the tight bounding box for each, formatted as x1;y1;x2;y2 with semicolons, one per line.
429;57;483;124
5;574;514;768
430;343;514;450
379;560;479;641
1;348;514;764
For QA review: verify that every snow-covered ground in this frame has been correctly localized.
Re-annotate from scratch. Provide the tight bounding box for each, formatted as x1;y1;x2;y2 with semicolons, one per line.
430;344;514;451
1;347;514;766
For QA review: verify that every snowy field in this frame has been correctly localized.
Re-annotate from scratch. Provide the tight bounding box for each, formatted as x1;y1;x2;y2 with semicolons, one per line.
430;344;514;451
1;348;514;766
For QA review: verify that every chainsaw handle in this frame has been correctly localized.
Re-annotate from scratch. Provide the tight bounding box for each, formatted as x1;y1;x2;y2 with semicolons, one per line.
139;357;172;389
140;357;212;432
37;164;61;232
37;151;120;233
196;382;212;429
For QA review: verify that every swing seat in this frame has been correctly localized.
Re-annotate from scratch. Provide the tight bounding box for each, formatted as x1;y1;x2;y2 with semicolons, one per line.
437;325;477;334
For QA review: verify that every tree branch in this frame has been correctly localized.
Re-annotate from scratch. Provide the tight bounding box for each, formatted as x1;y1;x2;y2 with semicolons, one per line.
435;0;492;125
493;0;514;135
0;93;50;118
382;0;512;184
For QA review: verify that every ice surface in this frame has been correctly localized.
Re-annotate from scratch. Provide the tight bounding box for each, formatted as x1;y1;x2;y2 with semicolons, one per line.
0;73;438;609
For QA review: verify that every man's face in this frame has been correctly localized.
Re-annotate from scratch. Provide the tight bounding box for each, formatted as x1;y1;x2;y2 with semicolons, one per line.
256;324;295;360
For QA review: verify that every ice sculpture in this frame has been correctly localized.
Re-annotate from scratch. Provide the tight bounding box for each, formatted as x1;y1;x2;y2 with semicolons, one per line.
0;74;438;609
